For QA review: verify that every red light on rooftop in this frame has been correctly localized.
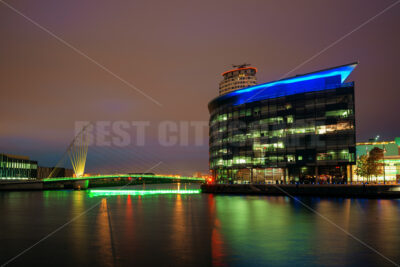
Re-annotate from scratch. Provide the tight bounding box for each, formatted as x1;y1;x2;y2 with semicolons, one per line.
221;67;257;76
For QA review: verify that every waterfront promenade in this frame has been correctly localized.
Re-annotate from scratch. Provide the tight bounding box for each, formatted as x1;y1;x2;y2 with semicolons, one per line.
1;179;400;199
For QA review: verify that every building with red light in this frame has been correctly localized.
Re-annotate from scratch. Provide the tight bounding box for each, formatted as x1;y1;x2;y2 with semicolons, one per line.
219;64;257;95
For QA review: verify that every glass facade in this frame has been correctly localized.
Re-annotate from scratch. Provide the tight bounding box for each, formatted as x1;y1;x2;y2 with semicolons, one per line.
208;64;357;184
354;138;400;183
0;154;38;180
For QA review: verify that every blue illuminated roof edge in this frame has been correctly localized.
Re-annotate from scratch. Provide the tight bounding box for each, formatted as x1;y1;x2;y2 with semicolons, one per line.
209;62;357;107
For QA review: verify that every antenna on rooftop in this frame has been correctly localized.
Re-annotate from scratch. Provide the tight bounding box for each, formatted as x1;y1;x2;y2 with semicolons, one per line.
232;63;251;69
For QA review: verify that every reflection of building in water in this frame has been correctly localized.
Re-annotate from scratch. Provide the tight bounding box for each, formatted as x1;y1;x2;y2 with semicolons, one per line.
70;192;88;262
171;194;186;253
208;194;226;266
209;63;357;183
96;198;115;264
353;137;400;183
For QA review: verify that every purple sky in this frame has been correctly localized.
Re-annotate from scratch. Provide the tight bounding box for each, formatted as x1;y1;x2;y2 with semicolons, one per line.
0;0;399;175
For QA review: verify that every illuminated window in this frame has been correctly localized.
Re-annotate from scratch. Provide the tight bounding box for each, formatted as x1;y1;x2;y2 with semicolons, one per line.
287;126;315;135
337;122;353;131
260;142;284;152
250;131;261;138
316;125;326;134
317;153;331;161
316;122;353;134
325;109;352;118
253;158;264;165
253;107;260;116
233;156;251;165
259;117;283;125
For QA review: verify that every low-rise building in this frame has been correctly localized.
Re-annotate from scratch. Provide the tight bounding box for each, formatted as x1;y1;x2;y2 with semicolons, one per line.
354;137;400;183
0;154;37;180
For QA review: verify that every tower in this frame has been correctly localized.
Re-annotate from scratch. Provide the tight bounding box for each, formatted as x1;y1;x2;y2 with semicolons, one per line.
219;64;257;95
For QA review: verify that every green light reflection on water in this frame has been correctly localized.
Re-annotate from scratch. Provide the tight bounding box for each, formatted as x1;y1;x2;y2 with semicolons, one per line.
215;196;313;265
88;189;201;197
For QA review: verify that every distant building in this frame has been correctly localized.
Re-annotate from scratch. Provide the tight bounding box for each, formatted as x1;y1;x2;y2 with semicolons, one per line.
192;172;211;179
219;64;257;95
37;166;74;179
354;137;400;183
192;172;202;178
209;63;357;183
0;154;37;180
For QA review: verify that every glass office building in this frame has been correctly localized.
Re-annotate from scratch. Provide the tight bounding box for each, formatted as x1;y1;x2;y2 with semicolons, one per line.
208;63;357;183
0;154;38;180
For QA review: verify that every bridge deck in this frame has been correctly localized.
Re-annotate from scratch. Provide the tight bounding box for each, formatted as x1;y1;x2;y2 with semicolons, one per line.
42;174;205;182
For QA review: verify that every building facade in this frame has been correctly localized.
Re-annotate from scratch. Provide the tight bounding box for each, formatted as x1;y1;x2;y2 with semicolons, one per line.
354;138;400;183
0;154;38;180
209;63;357;183
219;65;257;95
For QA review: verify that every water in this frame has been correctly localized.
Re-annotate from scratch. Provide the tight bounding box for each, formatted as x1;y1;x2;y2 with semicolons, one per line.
0;184;399;266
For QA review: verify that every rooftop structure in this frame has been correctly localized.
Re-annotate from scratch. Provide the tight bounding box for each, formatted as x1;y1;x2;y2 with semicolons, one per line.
219;64;257;95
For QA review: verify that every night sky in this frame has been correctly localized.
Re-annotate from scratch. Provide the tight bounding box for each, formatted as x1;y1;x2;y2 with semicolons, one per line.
0;0;399;175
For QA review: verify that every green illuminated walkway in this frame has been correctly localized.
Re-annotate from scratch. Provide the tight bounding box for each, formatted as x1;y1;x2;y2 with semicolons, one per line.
89;189;201;197
42;174;205;183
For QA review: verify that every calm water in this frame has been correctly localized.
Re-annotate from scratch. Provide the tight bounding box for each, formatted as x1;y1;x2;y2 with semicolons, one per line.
0;184;399;267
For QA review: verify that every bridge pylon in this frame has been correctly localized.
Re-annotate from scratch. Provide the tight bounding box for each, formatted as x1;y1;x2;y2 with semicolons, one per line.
48;123;91;179
68;126;89;178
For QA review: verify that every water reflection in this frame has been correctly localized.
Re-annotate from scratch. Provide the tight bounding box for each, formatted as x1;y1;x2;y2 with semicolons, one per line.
208;194;226;266
70;191;88;262
0;185;399;266
171;194;185;258
95;198;115;266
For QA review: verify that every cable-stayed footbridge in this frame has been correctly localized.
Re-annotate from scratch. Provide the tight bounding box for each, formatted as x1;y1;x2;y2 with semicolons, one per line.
44;123;205;189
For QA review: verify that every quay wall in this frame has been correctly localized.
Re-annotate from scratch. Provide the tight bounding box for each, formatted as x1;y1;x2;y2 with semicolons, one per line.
201;184;400;198
0;181;43;190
